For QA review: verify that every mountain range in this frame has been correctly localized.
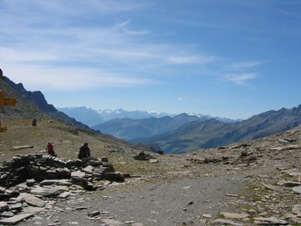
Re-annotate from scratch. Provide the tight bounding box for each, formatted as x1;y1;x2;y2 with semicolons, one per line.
139;106;301;153
58;106;238;127
91;106;301;153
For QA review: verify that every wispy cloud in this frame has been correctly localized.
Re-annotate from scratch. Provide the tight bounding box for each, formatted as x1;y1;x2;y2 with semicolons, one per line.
230;61;263;69
4;65;156;91
224;73;257;85
0;0;215;91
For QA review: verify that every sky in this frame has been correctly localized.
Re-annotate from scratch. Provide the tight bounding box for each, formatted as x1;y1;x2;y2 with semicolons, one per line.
1;0;301;119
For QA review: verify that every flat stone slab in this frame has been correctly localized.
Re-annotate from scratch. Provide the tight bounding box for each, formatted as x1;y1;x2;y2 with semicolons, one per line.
40;179;72;186
212;219;244;226
58;191;71;198
0;213;33;225
82;165;94;174
71;170;86;178
31;186;59;197
18;193;46;207
12;145;34;150
220;212;250;220
254;217;289;225
101;219;123;225
0;201;8;211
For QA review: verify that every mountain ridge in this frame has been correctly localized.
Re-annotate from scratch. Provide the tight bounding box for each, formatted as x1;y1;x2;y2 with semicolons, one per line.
58;106;238;126
143;105;301;153
4;76;89;129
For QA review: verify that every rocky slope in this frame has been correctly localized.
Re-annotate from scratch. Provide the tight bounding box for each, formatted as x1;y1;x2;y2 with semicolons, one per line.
3;76;89;129
0;118;300;225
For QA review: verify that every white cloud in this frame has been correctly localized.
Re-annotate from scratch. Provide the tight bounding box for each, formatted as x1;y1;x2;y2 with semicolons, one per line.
224;73;257;85
230;61;263;69
167;55;214;64
4;65;156;91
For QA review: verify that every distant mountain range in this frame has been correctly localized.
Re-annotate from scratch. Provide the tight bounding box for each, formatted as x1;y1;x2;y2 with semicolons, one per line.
91;113;203;140
58;106;237;127
90;105;301;153
137;106;301;153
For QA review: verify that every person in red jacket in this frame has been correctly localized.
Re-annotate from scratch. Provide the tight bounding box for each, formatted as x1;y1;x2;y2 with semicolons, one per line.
46;142;57;157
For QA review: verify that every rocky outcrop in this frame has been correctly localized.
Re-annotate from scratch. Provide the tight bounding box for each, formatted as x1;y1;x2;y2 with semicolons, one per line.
0;154;128;225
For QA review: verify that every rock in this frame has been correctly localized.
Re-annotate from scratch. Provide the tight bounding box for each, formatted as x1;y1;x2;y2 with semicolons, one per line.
0;201;9;211
204;157;222;164
104;172;125;182
149;159;158;163
71;170;86;179
133;152;154;161
292;204;301;214
58;191;71;198
202;214;212;218
254;217;289;225
101;218;123;225
40;179;72;186
12;145;34;150
31;186;59;197
292;186;301;194
1;211;14;217
87;210;100;217
262;183;282;192
0;213;33;225
212;219;244;226
220;212;250;220
278;180;301;187
75;206;87;210
26;179;36;186
8;202;22;210
101;157;108;162
18;193;46;207
82;165;94;174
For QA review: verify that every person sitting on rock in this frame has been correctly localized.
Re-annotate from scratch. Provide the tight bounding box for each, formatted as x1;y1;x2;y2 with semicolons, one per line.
46;142;57;157
78;142;91;159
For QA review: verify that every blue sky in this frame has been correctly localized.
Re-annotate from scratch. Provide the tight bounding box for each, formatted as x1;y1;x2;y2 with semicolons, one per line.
1;0;301;119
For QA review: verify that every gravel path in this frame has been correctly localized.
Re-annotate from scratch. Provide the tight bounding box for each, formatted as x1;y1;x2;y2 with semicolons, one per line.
20;170;252;226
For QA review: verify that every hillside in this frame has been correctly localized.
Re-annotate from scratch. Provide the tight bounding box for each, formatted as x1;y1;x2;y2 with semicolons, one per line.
0;77;50;120
140;105;301;153
4;76;89;129
58;106;105;127
92;113;203;140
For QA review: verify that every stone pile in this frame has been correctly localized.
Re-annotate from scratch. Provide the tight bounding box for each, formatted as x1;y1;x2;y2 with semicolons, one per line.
0;154;128;225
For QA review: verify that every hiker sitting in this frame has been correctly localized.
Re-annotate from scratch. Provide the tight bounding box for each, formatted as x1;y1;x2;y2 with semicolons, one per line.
78;142;91;159
46;142;57;157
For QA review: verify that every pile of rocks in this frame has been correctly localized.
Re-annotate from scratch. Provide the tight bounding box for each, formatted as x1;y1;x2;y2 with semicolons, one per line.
0;154;128;225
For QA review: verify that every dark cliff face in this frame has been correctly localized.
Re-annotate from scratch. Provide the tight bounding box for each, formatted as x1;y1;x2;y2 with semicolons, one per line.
3;75;89;129
4;77;57;114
